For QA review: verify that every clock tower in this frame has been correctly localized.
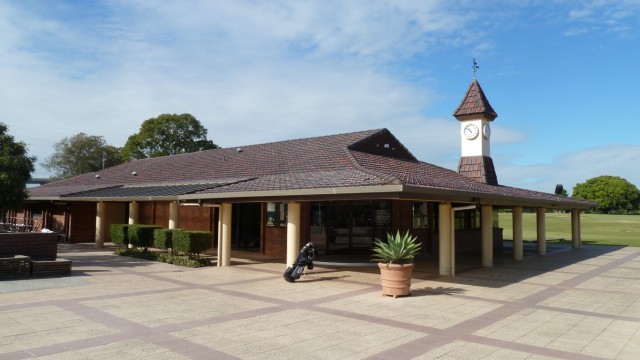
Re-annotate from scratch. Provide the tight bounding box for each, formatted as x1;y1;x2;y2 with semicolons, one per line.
453;77;498;185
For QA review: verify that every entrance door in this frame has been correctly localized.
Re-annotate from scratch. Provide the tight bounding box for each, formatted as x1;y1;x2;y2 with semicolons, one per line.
232;203;261;251
310;201;391;255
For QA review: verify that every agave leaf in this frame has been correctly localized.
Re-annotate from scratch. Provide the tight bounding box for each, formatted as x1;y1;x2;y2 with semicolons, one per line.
371;230;421;264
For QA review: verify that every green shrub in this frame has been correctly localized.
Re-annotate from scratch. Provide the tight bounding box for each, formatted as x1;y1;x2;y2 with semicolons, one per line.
173;230;212;258
153;228;184;253
114;248;158;261
153;228;172;250
110;224;129;247
128;224;162;251
115;249;207;268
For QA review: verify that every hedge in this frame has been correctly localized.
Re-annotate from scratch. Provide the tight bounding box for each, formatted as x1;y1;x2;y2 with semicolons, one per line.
153;228;183;253
173;230;212;258
110;224;129;247
128;224;162;251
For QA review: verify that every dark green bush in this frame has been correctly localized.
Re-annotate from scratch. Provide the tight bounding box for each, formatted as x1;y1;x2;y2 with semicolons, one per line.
153;228;183;253
153;228;172;250
128;224;162;251
115;248;207;267
173;230;212;258
110;224;129;247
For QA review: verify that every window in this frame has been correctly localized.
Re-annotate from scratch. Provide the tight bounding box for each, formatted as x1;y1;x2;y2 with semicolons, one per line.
266;202;287;227
454;210;480;230
412;202;429;228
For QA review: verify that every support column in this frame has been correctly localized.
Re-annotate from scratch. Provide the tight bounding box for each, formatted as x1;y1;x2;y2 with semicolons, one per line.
286;202;301;267
438;202;453;276
536;208;546;256
218;203;232;267
512;207;523;260
95;202;106;248
481;204;493;267
128;201;139;225
571;209;581;249
169;201;179;229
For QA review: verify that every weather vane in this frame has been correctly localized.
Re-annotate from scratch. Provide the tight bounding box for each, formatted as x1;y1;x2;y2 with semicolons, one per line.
472;58;479;78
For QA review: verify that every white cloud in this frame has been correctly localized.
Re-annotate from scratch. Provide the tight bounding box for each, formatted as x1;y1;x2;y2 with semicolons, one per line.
1;0;638;197
3;1;480;176
498;144;640;193
565;0;640;36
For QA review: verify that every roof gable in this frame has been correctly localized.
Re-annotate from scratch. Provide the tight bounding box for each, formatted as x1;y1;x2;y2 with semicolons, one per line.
348;129;417;161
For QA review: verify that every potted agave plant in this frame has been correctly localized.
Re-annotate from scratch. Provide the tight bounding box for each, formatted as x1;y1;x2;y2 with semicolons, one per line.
371;230;421;298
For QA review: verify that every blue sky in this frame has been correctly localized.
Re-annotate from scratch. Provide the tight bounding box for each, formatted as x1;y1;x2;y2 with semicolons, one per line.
1;0;639;194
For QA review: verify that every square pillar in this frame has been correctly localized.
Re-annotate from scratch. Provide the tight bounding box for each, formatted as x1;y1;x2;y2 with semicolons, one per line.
438;202;453;276
286;202;301;267
95;202;106;248
536;208;546;256
571;209;581;249
481;204;493;267
512;207;523;260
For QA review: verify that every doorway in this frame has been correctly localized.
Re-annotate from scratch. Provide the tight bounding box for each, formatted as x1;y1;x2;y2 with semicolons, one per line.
310;201;391;255
232;203;261;251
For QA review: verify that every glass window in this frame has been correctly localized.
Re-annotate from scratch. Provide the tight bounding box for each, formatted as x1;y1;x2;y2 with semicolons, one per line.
454;209;480;230
266;202;287;227
412;202;429;229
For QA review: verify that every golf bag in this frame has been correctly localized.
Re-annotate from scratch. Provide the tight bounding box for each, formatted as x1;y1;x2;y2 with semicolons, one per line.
283;242;316;282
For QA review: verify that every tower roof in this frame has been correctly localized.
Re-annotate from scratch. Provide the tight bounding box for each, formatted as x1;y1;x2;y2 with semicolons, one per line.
453;78;498;121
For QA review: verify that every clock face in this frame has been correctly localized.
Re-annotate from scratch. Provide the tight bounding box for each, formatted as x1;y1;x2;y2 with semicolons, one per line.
483;124;491;139
463;124;479;140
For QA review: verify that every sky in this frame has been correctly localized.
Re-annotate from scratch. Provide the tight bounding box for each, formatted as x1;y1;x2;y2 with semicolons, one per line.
1;0;639;195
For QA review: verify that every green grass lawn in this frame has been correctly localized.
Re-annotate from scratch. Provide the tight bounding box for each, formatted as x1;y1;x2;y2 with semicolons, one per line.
499;212;640;247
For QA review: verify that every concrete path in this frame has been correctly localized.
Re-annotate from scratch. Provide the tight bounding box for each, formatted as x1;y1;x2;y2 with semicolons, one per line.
1;243;639;359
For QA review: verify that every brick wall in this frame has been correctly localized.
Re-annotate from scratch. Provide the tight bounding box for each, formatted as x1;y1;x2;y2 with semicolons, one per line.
264;226;287;256
0;232;59;260
179;206;214;231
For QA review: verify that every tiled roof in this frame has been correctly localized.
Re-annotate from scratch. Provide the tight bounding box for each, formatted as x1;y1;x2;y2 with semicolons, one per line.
29;129;382;197
458;156;498;185
453;79;498;120
28;128;594;208
61;182;243;198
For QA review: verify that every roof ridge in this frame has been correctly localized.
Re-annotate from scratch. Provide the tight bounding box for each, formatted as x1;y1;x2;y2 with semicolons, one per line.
344;146;401;185
224;128;385;150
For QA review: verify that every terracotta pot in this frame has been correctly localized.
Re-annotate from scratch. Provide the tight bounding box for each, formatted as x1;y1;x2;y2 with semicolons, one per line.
378;262;414;297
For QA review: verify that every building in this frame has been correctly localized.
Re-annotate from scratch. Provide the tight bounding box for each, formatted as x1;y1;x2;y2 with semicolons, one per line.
19;79;595;275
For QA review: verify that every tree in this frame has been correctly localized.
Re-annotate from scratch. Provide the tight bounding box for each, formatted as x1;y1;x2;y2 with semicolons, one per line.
0;122;35;211
572;176;640;214
122;113;218;160
41;133;123;179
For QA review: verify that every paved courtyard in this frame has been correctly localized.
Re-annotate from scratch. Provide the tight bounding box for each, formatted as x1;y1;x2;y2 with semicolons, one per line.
1;243;640;359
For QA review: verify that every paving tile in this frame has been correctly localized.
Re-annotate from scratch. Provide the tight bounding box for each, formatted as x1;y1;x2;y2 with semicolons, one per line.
2;243;640;359
0;305;117;353
81;288;273;328
171;308;422;359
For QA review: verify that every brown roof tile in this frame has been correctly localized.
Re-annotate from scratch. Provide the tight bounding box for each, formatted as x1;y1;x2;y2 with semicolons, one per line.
453;79;498;120
28;128;594;208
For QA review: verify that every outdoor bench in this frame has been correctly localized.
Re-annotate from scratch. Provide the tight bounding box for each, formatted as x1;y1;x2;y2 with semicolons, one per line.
0;255;31;279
